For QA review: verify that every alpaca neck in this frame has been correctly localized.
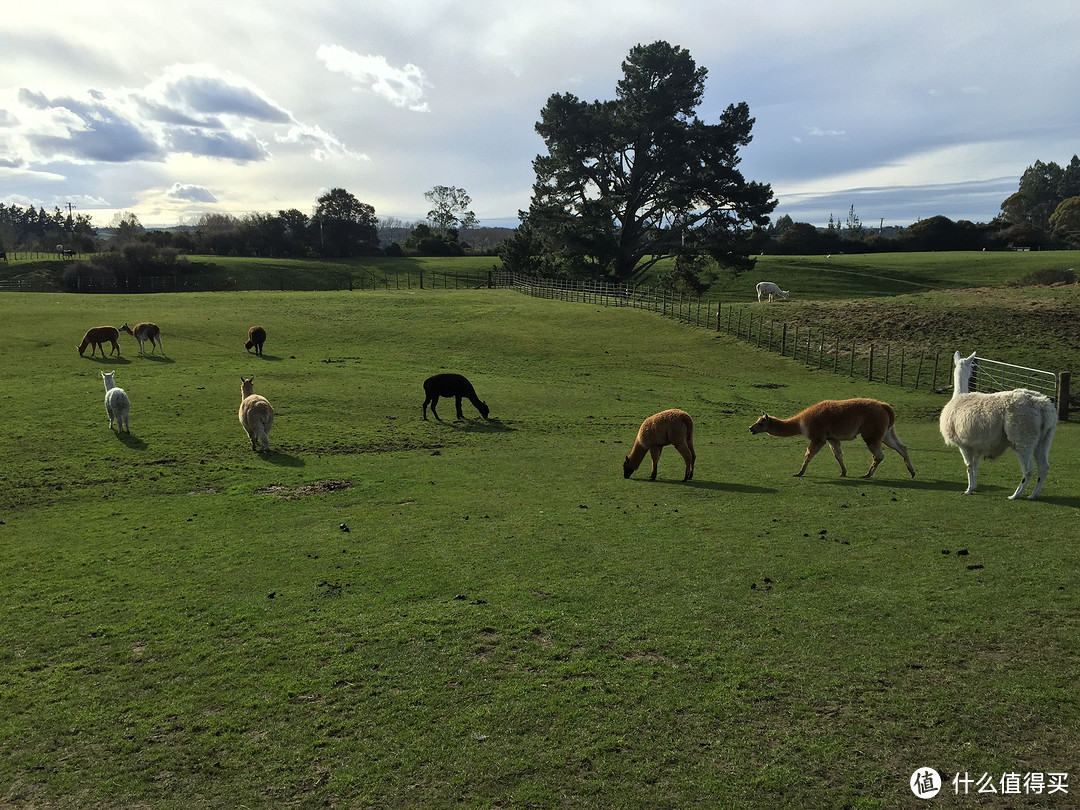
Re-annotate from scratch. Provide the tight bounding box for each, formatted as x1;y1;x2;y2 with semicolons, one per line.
953;367;971;397
626;443;649;464
765;416;805;438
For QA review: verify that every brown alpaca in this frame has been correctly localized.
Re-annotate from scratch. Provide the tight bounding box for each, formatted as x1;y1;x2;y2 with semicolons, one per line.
623;409;696;481
749;398;915;479
78;326;120;357
245;325;267;355
120;322;163;355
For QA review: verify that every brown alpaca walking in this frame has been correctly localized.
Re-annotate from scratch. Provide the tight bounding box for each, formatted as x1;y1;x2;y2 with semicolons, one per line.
749;398;915;478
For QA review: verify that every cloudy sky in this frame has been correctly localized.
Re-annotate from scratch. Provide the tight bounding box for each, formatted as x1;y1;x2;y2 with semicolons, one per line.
2;1;1078;231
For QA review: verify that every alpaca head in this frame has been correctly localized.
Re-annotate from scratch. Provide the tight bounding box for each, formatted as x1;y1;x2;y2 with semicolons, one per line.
102;371;115;389
477;400;490;420
241;376;255;397
749;412;772;435
622;455;637;478
952;351;977;395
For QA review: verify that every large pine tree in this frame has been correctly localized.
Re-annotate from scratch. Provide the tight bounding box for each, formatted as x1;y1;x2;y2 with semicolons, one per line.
506;41;775;281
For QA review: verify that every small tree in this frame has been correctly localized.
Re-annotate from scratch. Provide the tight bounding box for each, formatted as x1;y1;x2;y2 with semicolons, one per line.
425;186;478;237
313;188;379;258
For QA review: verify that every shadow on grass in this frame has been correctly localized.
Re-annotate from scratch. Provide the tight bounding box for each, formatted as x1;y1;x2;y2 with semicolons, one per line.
626;478;776;493
84;355;130;365
442;418;517;435
248;353;284;361
255;450;305;468
132;354;175;364
116;431;147;450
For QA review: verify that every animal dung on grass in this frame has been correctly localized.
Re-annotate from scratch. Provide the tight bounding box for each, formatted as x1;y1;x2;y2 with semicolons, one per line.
101;371;130;433
939;350;1058;500
120;322;163;355
245;325;267;355
78;325;120;357
239;376;275;452
749;398;915;479
622;409;696;481
422;373;490;421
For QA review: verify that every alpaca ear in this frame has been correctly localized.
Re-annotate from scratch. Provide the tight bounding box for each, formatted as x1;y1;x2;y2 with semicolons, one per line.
965;351;976;362
953;351;962;362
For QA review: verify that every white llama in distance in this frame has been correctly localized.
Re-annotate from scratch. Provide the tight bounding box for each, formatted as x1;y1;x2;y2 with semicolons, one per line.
938;351;1058;499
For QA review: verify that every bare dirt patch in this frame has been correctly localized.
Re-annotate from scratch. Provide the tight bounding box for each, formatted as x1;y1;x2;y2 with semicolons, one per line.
256;479;354;499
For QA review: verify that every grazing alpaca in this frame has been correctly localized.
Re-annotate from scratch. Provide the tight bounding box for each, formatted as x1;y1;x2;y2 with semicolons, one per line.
756;281;789;302
422;373;490;421
245;325;267;355
750;398;915;478
101;371;130;433
623;409;696;481
120;322;163;355
238;377;275;452
939;351;1058;499
78;326;121;357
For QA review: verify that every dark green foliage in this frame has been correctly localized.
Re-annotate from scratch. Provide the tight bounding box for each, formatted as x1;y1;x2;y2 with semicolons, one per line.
511;41;775;281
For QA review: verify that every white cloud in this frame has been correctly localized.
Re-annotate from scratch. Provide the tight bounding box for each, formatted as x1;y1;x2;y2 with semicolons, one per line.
165;182;218;203
316;45;430;112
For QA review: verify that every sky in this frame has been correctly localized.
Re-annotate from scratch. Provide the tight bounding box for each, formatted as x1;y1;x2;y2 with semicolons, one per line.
2;1;1079;232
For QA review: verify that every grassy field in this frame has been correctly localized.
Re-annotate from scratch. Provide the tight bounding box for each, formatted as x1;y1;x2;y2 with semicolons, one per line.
1;273;1079;808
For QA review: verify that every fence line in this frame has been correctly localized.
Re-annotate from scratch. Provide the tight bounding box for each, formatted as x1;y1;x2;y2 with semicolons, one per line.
495;270;1070;418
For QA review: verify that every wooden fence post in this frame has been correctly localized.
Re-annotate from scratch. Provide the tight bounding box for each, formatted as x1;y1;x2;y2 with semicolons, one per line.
1058;372;1071;421
868;345;875;382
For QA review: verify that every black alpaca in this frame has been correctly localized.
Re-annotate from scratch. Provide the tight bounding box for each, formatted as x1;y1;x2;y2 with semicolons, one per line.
422;373;490;421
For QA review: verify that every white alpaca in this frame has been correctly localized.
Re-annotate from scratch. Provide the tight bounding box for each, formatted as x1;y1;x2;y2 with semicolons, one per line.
101;371;130;433
239;377;274;452
756;281;789;302
939;351;1058;499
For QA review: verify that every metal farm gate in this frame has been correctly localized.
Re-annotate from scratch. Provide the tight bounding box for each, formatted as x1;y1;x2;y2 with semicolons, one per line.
969;356;1063;407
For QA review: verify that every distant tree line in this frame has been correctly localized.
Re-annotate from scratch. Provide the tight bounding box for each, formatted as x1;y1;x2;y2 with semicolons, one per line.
0;186;510;261
765;156;1080;255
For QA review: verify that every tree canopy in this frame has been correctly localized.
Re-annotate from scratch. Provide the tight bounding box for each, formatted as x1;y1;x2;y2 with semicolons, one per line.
314;187;379;258
503;40;776;281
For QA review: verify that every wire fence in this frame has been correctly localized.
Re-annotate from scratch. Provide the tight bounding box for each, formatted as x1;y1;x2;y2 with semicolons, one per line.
494;270;1071;417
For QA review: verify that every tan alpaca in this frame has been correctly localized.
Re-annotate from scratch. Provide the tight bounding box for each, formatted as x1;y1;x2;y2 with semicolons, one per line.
238;377;275;452
120;322;163;355
623;409;696;481
749;398;915;478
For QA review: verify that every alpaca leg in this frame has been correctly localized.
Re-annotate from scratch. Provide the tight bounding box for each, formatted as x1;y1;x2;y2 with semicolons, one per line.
861;441;884;478
828;439;848;477
883;427;916;477
1027;428;1055;499
455;396;465;420
957;446;980;494
673;440;694;481
796;439;827;477
649;447;662;480
1008;452;1035;500
425;396;440;421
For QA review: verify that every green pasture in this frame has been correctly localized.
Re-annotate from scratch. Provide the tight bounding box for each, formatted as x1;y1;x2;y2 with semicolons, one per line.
1;283;1078;808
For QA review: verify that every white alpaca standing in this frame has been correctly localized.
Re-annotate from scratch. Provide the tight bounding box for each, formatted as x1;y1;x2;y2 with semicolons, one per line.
239;377;274;452
101;371;130;433
939;351;1058;499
